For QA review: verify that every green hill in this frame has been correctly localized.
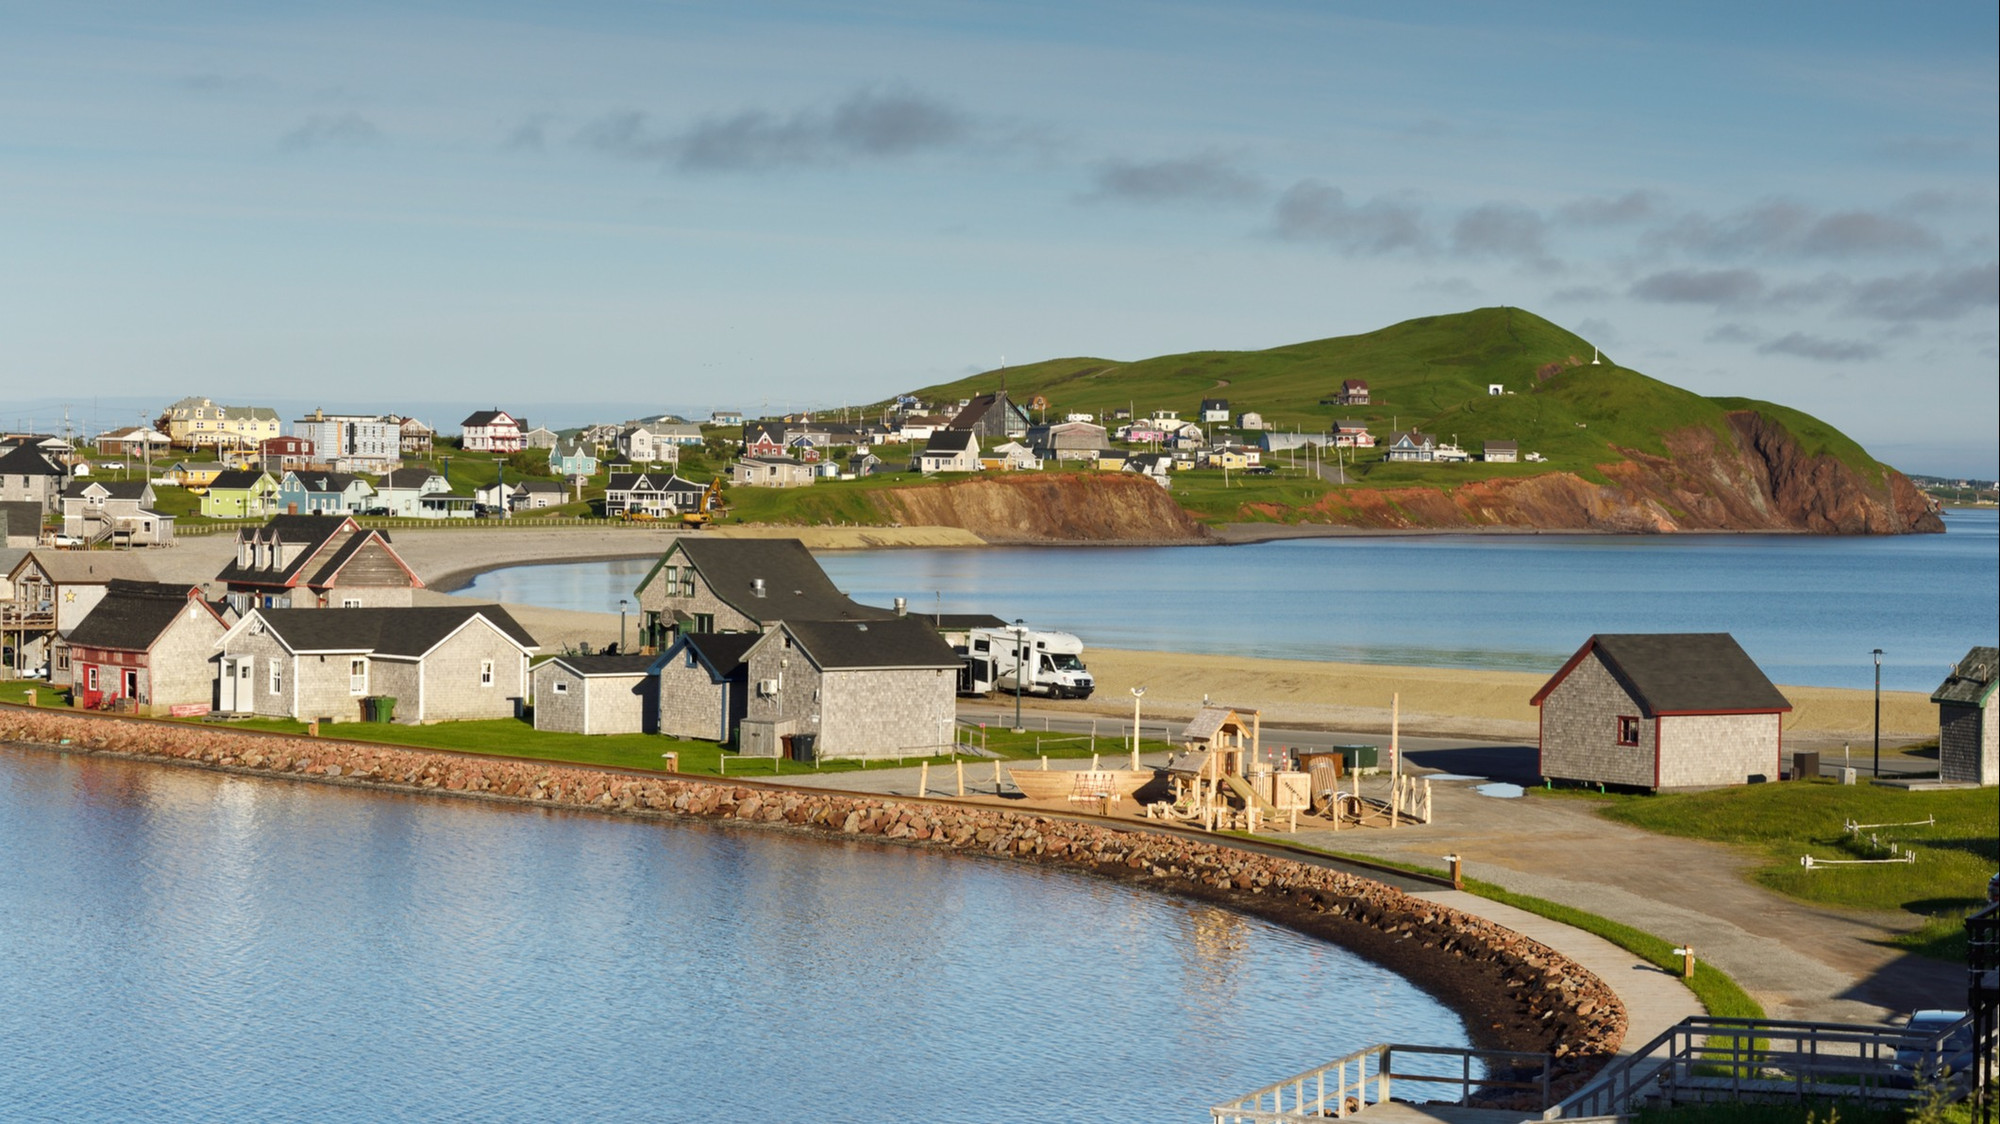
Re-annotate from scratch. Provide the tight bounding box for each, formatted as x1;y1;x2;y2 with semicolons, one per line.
894;306;1890;490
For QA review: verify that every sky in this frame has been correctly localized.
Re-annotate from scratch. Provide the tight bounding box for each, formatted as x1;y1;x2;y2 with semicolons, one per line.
2;2;1995;476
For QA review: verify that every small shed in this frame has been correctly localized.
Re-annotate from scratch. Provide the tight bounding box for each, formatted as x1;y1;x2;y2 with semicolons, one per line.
531;653;657;735
1532;633;1792;791
1176;706;1261;775
650;632;758;743
1933;646;1998;786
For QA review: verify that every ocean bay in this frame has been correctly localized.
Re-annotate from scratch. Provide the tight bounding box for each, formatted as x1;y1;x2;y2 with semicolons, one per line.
459;509;1999;694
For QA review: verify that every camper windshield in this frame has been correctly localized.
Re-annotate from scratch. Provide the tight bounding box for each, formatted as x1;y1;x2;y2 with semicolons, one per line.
1043;653;1085;672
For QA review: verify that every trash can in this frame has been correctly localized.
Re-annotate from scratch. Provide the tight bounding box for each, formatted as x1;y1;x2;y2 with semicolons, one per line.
359;696;379;722
376;696;397;724
792;733;817;764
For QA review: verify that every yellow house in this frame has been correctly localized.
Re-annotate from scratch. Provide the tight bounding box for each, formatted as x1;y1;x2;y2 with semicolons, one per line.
163;396;283;450
1212;448;1252;471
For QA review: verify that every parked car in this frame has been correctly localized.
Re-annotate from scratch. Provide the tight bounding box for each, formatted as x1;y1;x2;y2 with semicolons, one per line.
1890;1010;1981;1088
1244;465;1275;476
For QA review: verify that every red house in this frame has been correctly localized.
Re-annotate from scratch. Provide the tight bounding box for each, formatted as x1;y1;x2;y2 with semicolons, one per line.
261;435;315;472
66;580;230;716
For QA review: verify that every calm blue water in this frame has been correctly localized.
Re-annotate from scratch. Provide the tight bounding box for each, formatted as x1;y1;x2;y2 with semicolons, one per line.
0;746;1468;1121
459;509;1998;693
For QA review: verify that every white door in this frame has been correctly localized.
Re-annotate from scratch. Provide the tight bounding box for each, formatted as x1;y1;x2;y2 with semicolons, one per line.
219;658;238;712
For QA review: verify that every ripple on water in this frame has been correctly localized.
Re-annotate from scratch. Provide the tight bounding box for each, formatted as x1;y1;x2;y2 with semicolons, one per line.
0;746;1474;1122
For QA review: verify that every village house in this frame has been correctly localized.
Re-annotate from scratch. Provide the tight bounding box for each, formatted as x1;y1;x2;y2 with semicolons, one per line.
522;426;561;450
530;653;657;735
214;604;536;724
1028;420;1110;463
1236;411;1266;431
1095;448;1130;471
731;456;814;488
292;411;401;475
278;470;376;515
460;409;526;453
1200;398;1230;424
618;424;683;466
847;451;887;477
1933;646;1998;786
983;441;1042;472
1484;440;1520;463
215;514;421;612
59;480;174;546
948;391;1032;441
709;410;743;426
396;417;435;456
258;436;315;474
604;471;706;518
64;580;229;716
896;414;953;444
1337;379;1370;406
165;462;225;490
1333;421;1377;449
632;536;895;649
785;431;826;463
549;436;599;480
373;467;454;518
742;422;787;458
200;470;282;519
735;616;960;760
95;426;171;460
1532;633;1792;791
512;480;566;511
1125;451;1173;480
1258;431;1325;454
3;550;155;678
162;396;282;451
649;632;758;742
1385;430;1438;462
0;443;67;514
914;430;980;474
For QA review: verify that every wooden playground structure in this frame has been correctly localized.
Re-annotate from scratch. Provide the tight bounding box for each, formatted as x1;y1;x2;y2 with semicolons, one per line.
1145;698;1433;834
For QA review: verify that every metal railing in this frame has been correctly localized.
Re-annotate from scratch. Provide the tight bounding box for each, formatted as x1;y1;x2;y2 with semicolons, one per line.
1212;1043;1551;1122
1550;1014;1972;1118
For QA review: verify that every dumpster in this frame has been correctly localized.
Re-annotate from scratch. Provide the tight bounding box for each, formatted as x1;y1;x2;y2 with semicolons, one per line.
376;696;397;724
792;733;817;764
1332;744;1379;773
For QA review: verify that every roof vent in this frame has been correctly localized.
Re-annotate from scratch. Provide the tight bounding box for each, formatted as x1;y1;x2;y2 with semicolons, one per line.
856;623;868;631
752;578;766;598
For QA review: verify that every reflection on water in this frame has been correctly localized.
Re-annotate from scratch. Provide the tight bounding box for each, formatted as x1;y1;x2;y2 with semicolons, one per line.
0;745;1470;1122
457;509;1998;692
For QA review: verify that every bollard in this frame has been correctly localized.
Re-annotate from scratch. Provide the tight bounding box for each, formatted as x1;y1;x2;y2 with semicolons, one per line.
308;719;320;738
1673;945;1695;979
1445;853;1463;890
918;761;929;798
956;760;965;797
994;760;1002;794
719;755;726;775
1040;755;1048;771
25;688;36;708
661;752;678;773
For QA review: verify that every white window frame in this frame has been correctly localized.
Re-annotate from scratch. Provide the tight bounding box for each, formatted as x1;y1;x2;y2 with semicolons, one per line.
349;657;368;696
269;659;282;695
479;659;494;687
342;598;363;608
552;680;568;695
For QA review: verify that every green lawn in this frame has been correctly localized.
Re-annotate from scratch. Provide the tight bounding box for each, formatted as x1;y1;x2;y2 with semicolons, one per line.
1588;780;1997;961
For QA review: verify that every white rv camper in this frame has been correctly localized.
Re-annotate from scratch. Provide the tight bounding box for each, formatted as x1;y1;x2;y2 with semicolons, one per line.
958;626;1094;699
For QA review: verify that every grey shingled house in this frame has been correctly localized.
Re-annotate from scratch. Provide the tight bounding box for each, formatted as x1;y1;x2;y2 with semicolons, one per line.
649;631;759;742
531;653;658;736
215;514;421;612
1933;646;1998;786
1532;633;1792;790
736;616;960;760
631;536;894;649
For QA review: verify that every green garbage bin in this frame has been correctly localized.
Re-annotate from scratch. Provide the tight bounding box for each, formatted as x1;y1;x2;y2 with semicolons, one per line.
376;696;397;723
1333;744;1379;772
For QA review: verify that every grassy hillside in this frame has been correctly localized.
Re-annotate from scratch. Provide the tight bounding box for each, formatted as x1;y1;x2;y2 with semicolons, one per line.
893;307;1896;489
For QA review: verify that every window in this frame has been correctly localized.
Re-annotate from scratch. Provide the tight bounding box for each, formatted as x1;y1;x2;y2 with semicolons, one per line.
269;660;282;695
85;666;98;690
480;659;494;687
349;658;368;695
1616;715;1641;746
693;613;713;633
342;598;362;608
552;680;568;695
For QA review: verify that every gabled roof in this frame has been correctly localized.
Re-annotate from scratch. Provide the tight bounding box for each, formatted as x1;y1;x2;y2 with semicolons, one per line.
208;469;275;491
62;480;152;501
1531;633;1792;715
766;616;960;671
638;536;895;626
305;531;421;591
650;631;760;681
230;604;536;658
1343;379;1369;390
948;392;1027;431
740;455;807;467
9;549;154;586
285;471;369;495
0;445;63;476
462;410;517;428
923;430;976;454
516;480;565;494
928;613;1008;631
378;467;444;490
1933;646;1999;707
216;515;352;585
1485;440;1519;452
541;653;656;678
66;580;222;651
1200;398;1228;409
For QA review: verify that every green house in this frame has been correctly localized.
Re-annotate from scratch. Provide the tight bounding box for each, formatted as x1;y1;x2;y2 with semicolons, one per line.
199;469;280;519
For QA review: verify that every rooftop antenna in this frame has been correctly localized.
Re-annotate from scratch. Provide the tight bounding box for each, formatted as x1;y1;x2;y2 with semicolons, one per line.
1592;347;1601;365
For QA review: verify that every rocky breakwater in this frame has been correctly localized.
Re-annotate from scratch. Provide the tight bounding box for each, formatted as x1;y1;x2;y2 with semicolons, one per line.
872;471;1211;544
1;706;1623;1100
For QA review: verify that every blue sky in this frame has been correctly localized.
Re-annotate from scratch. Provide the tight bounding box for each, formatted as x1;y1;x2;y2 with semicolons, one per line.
2;2;1995;475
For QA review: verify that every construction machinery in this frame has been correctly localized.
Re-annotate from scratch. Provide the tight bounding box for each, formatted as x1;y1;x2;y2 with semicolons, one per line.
680;477;727;528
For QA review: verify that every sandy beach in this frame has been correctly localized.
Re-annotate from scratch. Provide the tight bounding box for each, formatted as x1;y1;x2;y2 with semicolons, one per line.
151;525;1941;749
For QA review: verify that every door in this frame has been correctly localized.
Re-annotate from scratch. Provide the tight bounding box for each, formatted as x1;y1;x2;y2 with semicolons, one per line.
219;658;238;712
122;669;139;703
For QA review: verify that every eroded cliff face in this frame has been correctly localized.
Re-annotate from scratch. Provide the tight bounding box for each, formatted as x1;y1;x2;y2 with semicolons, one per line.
1242;411;1942;534
873;472;1210;543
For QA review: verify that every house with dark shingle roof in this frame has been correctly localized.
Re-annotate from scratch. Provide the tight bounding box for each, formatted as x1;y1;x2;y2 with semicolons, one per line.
460;409;525;453
278;470;375;516
1532;633;1792;790
913;429;979;474
736;616;960;759
648;632;761;741
200;469;281;519
0;444;67;514
5;549;156;677
531;653;658;736
947;391;1031;441
64;580;229;715
214;603;536;723
632;536;894;648
1933;645;1998;785
61;479;174;546
215;514;421;611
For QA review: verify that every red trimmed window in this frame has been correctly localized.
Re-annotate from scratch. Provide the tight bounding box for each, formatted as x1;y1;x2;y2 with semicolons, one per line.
1616;716;1641;746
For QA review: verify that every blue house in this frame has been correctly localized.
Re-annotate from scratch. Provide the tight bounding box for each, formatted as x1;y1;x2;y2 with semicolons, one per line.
549;437;599;479
278;470;375;515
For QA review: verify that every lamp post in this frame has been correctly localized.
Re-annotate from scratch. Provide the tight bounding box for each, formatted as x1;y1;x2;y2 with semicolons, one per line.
1872;648;1883;777
1129;686;1147;770
619;599;629;655
1011;619;1027;733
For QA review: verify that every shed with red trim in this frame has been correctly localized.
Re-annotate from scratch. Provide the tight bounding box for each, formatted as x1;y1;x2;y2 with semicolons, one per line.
1531;633;1791;791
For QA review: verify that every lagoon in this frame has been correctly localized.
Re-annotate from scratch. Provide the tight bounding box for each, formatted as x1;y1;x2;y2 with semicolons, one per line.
0;746;1470;1122
457;509;1998;694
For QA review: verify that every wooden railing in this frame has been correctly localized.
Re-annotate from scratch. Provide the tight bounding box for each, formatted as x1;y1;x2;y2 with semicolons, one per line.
1212;1043;1551;1122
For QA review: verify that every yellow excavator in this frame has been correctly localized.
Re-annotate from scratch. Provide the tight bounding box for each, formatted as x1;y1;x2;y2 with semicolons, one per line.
680;477;727;528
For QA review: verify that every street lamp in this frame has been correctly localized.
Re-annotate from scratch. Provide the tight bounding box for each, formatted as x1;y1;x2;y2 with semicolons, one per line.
1011;619;1027;733
1872;648;1883;777
619;599;629;655
1130;686;1147;770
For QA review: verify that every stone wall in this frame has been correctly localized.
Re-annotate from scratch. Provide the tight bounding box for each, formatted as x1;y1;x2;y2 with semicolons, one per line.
0;703;1627;1101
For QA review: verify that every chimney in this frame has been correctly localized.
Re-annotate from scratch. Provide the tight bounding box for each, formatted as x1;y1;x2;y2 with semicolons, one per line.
752;578;766;598
894;597;907;616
